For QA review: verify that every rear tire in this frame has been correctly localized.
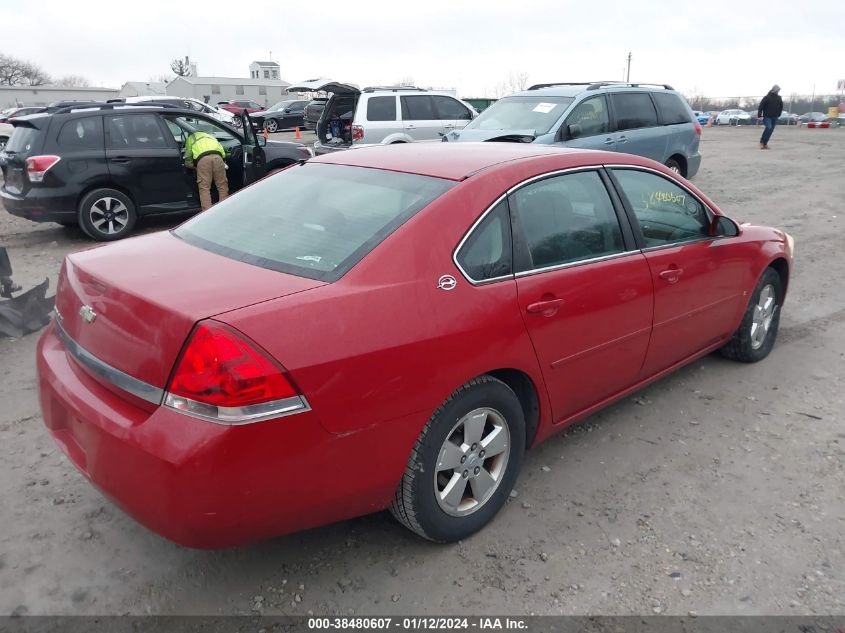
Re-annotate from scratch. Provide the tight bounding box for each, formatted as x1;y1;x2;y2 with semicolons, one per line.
0;136;7;150
665;158;683;175
720;267;783;363
390;376;525;542
78;188;137;241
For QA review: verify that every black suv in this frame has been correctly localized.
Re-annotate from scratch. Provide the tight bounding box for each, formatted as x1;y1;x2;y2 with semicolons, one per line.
0;105;312;241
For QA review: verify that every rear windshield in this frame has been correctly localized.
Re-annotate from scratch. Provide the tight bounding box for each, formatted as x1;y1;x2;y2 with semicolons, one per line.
175;163;455;281
463;96;574;135
4;126;41;155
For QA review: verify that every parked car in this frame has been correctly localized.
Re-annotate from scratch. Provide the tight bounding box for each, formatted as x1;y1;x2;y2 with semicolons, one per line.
798;112;828;123
218;100;264;127
0;121;13;150
714;109;751;125
36;142;793;548
692;110;710;125
287;80;477;155
302;97;328;130
0;106;45;123
444;81;702;178
0;105;312;241
249;99;309;133
119;96;235;124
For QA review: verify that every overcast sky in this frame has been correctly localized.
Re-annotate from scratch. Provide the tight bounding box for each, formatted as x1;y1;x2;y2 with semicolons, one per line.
5;0;844;99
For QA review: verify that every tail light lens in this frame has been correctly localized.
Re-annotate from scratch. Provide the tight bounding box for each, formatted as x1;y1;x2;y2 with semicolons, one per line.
693;121;702;136
164;321;309;424
351;125;364;141
26;155;61;183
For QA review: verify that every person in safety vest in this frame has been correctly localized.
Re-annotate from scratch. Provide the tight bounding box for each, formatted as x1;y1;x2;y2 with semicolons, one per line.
183;130;228;210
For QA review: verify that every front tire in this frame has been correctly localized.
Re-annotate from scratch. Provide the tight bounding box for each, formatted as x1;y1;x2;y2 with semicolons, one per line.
265;118;279;133
78;188;137;241
720;267;783;362
0;136;7;150
390;376;525;542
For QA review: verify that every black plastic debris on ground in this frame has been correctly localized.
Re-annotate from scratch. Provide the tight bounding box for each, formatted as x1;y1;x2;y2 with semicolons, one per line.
0;278;55;338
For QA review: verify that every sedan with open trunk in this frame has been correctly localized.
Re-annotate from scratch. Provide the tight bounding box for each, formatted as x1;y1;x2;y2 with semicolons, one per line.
38;143;793;547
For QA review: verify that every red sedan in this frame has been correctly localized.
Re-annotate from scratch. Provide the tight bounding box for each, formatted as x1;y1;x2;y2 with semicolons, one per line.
37;144;794;548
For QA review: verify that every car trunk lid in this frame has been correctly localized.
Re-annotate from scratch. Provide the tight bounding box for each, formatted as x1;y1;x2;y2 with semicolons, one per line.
286;79;360;95
55;231;325;394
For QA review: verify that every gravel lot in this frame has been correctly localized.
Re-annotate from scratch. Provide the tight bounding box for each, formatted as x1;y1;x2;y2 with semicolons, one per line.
0;126;843;617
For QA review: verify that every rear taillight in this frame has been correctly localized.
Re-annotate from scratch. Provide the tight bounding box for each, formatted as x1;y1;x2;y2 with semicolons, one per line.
25;155;61;183
352;125;364;141
164;321;308;424
693;121;702;136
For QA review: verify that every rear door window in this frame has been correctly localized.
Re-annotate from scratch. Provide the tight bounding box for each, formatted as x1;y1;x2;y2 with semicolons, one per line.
57;117;104;150
652;93;692;125
367;96;397;121
105;114;170;149
175;163;455;282
401;96;436;120
611;93;658;130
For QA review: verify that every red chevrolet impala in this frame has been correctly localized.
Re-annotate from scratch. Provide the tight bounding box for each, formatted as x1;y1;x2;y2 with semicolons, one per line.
37;143;794;548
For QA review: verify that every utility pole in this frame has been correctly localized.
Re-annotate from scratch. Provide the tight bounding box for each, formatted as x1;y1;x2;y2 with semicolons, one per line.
626;52;632;82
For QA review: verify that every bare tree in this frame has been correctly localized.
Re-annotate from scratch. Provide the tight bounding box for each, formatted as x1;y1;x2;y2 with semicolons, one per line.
0;53;49;86
170;58;192;77
53;75;91;87
489;71;531;98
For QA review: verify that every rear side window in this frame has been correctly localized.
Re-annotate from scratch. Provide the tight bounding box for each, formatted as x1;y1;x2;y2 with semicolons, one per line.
366;96;397;121
105;114;169;149
57;117;104;150
611;93;658;130
401;96;435;120
652;93;692;125
175;163;455;282
4;126;40;155
455;200;512;282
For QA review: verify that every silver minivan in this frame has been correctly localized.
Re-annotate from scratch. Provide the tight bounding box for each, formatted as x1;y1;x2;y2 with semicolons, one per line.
287;80;477;155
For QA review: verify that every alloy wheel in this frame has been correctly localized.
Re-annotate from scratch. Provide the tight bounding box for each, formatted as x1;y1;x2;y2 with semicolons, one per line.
265;119;278;133
434;407;510;517
89;197;129;236
750;284;776;350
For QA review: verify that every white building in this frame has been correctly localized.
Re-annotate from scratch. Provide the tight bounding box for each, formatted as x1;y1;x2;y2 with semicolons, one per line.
118;82;167;98
249;61;281;80
0;85;119;108
166;75;290;108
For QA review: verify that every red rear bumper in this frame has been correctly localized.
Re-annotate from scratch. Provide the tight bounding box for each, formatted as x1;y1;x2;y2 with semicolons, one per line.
37;324;418;548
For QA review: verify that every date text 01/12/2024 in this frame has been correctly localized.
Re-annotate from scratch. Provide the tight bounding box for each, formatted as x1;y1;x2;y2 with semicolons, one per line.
307;617;528;630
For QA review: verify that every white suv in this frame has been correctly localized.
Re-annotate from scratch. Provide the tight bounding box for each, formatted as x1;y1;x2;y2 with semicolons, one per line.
287;80;477;155
121;96;235;125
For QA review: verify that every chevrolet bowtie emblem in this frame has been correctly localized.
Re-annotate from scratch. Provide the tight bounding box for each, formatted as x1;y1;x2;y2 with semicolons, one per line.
79;305;97;324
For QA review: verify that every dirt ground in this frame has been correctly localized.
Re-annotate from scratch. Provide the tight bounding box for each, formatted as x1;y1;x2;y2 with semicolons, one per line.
0;126;843;617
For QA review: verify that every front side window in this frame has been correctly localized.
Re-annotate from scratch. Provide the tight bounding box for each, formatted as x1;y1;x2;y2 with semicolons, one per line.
175;163;455;282
163;115;238;149
400;95;435;120
105;114;169;149
463;96;575;135
432;96;471;120
611;93;658;130
455;200;512;282
612;169;710;247
367;96;397;121
510;171;625;271
564;95;609;137
57;116;104;150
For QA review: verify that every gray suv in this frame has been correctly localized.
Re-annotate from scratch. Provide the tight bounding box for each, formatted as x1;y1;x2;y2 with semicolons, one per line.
287;80;477;155
444;82;702;178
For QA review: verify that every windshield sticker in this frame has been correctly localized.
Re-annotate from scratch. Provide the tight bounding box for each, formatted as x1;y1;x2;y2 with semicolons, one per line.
296;255;323;263
533;103;557;114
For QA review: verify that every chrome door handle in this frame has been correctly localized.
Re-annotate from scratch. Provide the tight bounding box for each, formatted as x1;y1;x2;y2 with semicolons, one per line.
603;138;614;145
658;268;683;283
618;136;628;143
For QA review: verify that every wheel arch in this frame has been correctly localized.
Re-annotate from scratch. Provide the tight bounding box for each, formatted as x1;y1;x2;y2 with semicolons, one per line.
768;256;790;296
485;368;542;449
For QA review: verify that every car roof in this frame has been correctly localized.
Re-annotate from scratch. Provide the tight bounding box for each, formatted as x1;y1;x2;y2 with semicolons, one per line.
311;142;647;181
509;83;678;99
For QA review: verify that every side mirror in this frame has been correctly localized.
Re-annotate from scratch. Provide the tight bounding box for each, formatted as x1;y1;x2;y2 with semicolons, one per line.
566;123;583;140
283;109;291;114
710;215;740;237
257;134;267;147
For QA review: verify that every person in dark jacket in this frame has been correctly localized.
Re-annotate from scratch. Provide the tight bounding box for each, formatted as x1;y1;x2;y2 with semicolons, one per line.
757;85;783;149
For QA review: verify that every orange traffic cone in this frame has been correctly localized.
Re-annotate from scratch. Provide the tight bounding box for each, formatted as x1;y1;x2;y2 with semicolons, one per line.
263;127;269;141
295;127;301;140
706;119;711;128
